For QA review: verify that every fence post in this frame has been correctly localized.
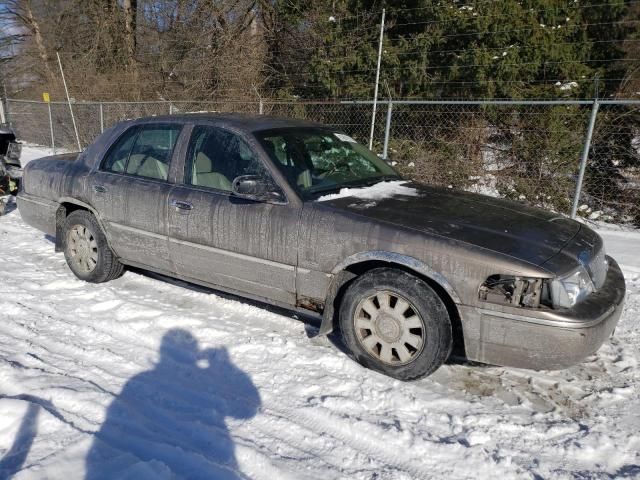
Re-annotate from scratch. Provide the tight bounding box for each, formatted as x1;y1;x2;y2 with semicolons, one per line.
258;99;264;115
99;102;104;133
0;99;6;125
382;101;393;159
169;103;174;115
47;101;56;155
369;8;386;150
570;99;599;219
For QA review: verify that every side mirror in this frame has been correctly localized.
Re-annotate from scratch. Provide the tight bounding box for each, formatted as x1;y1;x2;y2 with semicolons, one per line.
231;175;285;203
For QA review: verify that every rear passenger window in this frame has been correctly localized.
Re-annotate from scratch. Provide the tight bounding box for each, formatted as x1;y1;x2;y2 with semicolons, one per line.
101;124;182;180
102;127;138;173
126;125;182;181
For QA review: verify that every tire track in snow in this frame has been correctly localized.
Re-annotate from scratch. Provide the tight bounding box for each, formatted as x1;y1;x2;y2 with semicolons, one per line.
4;271;453;478
3;208;640;479
2;274;379;477
0;250;573;479
259;402;521;479
3;294;398;478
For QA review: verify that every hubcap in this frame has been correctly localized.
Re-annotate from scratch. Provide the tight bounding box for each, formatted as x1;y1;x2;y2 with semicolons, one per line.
67;225;98;273
354;291;425;366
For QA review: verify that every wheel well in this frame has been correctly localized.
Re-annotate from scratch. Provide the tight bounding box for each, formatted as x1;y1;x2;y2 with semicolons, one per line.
60;202;89;216
332;260;466;357
54;202;92;251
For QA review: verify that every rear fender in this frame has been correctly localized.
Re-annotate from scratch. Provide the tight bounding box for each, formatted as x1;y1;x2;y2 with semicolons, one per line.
55;197;112;252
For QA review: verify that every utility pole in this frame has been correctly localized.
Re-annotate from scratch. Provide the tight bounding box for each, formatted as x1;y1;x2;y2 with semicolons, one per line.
56;52;82;151
369;8;385;151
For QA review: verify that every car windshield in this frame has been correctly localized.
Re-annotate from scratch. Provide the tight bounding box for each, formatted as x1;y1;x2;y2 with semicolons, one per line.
254;128;401;199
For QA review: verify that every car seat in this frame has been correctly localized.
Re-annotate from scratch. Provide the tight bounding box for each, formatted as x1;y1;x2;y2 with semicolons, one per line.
127;148;169;180
191;151;232;191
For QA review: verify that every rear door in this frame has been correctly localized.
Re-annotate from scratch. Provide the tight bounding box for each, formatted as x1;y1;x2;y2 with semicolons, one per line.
90;123;184;273
167;124;300;305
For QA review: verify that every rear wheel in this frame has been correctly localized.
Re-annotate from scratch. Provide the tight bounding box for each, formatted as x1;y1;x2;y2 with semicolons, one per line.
339;268;452;380
63;210;124;283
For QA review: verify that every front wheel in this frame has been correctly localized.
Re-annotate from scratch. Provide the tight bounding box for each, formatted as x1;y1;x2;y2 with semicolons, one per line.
63;210;124;283
339;268;452;380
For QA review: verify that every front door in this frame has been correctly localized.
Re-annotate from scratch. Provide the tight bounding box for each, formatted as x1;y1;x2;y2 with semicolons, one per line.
90;123;183;273
167;125;299;305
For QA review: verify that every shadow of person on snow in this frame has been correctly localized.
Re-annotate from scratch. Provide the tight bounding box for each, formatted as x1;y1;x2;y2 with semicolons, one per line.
85;328;261;480
0;402;40;478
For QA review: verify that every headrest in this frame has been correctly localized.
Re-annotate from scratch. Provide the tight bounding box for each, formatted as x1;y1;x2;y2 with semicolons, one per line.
195;152;212;172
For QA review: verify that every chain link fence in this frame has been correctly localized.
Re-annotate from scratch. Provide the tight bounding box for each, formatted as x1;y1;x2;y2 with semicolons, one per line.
5;98;640;225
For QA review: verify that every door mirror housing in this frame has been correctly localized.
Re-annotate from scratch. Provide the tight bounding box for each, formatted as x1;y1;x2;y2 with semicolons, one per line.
232;175;285;203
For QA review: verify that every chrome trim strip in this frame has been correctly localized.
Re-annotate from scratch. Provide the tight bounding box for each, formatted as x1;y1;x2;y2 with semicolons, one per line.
18;194;57;209
169;237;295;272
108;222;168;240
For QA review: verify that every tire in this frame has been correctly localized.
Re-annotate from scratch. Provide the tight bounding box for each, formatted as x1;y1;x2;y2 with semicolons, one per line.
63;210;124;283
339;268;452;381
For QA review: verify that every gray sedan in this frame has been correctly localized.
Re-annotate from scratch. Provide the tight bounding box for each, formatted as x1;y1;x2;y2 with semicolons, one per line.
17;114;626;380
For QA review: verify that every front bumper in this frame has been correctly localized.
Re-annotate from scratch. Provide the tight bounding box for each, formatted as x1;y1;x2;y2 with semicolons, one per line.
461;256;626;370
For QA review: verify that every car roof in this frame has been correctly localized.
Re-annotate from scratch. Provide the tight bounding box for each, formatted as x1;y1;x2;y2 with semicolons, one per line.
130;113;327;133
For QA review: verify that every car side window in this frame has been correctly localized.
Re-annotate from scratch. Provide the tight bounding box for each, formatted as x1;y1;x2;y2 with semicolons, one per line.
185;125;269;192
101;127;139;173
125;125;182;181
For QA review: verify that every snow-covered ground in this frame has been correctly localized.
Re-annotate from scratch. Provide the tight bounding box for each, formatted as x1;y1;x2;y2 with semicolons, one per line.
1;151;639;479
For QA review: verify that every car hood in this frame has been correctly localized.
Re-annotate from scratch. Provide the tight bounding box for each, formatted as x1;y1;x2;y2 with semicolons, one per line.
317;181;581;266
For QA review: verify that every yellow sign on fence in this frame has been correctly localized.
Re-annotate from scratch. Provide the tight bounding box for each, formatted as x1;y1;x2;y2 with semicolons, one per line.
42;92;50;103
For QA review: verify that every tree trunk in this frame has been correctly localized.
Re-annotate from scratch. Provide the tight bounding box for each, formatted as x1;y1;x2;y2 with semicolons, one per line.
123;0;137;67
24;0;54;81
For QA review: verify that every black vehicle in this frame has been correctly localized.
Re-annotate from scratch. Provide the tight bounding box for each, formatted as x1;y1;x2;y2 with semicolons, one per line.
0;125;22;194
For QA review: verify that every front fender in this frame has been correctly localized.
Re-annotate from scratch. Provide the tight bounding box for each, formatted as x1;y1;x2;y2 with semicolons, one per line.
317;251;461;336
332;251;462;303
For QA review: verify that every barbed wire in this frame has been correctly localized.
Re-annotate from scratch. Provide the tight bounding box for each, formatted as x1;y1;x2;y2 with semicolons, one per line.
53;18;640;61
47;39;640;80
388;0;640;15
4;2;639;103
51;71;632;88
384;19;640;42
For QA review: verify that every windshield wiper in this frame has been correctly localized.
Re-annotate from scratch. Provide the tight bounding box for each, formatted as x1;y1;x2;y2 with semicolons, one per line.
306;185;344;197
306;175;402;199
344;175;401;189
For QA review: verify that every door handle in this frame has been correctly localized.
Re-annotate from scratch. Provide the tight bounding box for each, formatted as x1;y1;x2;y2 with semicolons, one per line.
170;199;193;211
93;184;107;193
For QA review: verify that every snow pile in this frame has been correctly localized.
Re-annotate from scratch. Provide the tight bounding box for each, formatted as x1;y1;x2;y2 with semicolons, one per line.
465;174;500;197
555;81;579;91
0;194;639;478
19;144;60;167
317;180;419;202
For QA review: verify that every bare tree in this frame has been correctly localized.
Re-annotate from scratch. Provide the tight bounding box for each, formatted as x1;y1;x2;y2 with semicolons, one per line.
122;0;137;67
0;0;55;84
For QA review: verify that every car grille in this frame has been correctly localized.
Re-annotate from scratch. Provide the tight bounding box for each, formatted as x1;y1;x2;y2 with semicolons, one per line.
588;247;608;290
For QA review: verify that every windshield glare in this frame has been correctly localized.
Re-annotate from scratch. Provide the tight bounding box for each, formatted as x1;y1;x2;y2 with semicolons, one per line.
254;128;400;198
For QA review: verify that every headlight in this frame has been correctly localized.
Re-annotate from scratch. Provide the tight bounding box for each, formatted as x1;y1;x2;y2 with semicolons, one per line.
479;275;545;308
550;265;594;308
